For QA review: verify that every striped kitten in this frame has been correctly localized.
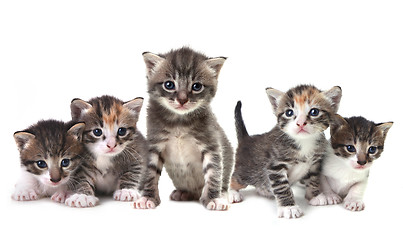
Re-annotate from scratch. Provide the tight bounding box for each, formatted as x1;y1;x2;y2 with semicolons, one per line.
312;115;393;211
12;120;85;203
135;47;234;210
67;95;148;207
231;85;342;218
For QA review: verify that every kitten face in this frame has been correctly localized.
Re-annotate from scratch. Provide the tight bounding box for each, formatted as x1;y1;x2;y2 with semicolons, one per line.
70;95;143;158
14;120;85;187
143;47;226;115
266;85;342;139
330;115;393;170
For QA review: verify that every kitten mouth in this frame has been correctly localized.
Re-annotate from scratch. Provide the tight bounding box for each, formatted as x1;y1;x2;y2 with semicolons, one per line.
297;128;309;134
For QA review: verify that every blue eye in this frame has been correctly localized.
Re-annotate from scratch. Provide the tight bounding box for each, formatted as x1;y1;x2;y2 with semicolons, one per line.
368;146;377;154
61;159;70;167
309;108;320;117
118;127;127;136
346;145;356;153
164;81;175;90
192;83;203;92
285;109;294;117
36;160;47;169
93;128;102;137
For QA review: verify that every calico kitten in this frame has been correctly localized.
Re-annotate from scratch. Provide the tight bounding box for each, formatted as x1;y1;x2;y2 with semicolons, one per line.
67;95;148;207
12;120;85;203
134;47;234;210
312;115;393;211
231;85;342;218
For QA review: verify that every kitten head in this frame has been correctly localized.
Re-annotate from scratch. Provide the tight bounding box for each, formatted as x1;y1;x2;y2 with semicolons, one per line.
330;115;393;170
266;85;342;139
70;95;143;158
14;120;85;187
143;47;226;115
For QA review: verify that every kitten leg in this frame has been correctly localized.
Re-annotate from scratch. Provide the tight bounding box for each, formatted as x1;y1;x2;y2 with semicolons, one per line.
303;158;322;201
114;164;143;201
229;177;247;203
309;175;341;206
65;171;98;208
65;193;99;208
51;191;69;203
12;172;41;201
113;188;141;201
170;190;199;201
343;180;367;211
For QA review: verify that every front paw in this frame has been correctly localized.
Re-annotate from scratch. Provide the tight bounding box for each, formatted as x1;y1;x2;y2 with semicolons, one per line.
344;199;365;211
277;205;303;219
12;189;38;201
309;193;342;206
65;194;99;208
113;189;141;201
203;198;230;211
51;191;68;203
133;196;159;209
229;189;244;203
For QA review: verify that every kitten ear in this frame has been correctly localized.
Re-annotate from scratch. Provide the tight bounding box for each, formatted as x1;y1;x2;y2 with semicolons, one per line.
123;97;144;115
323;86;342;113
205;57;226;76
67;122;86;141
330;114;349;136
70;98;92;121
143;52;165;78
376;122;393;138
265;87;284;113
14;131;35;151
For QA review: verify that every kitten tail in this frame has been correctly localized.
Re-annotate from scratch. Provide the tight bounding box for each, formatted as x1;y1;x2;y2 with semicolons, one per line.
235;101;249;142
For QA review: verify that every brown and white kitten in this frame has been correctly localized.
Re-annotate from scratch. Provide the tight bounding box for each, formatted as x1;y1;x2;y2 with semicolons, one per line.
12;120;85;203
231;85;342;218
312;115;393;211
135;47;234;210
67;95;148;207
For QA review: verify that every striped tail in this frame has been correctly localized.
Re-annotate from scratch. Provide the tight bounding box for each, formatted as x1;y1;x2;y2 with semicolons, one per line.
235;101;249;142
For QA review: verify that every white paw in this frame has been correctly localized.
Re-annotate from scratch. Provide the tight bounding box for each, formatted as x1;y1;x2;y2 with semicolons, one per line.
51;191;68;203
206;198;230;211
278;205;303;219
344;199;365;211
12;189;38;201
113;188;141;201
309;193;328;206
325;193;342;205
229;189;243;203
133;197;156;209
65;194;99;208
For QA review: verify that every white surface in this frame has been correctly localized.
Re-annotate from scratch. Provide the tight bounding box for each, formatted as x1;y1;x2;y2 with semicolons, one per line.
0;1;401;239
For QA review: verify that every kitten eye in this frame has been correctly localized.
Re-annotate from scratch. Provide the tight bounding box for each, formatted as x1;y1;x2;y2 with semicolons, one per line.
36;160;47;169
309;108;320;117
346;145;356;153
163;81;175;91
118;127;127;136
368;146;377;154
61;159;70;168
285;109;294;117
93;128;103;137
192;82;203;92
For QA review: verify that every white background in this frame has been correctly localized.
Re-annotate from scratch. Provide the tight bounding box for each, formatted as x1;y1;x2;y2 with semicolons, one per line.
0;0;401;239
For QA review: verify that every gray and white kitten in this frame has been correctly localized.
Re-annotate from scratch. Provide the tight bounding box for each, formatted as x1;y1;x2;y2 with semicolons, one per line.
135;47;234;210
312;115;393;211
231;85;342;218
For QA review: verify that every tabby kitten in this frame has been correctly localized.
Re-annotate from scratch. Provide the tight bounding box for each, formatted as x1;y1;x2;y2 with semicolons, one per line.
312;115;393;211
67;95;148;207
134;47;234;210
12;120;85;203
231;85;342;218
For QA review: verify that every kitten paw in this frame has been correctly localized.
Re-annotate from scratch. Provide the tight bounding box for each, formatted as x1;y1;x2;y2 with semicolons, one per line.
113;188;141;201
229;189;243;203
277;205;303;219
204;198;230;211
51;191;68;203
170;190;197;201
65;194;98;208
309;193;328;206
133;197;157;209
12;189;38;201
326;193;342;205
344;199;365;211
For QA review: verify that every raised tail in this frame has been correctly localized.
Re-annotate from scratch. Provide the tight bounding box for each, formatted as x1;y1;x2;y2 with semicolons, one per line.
235;101;249;142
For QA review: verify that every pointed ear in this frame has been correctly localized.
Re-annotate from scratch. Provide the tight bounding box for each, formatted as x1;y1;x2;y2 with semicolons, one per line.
14;131;35;151
142;52;165;79
323;86;342;113
70;98;92;121
205;57;226;76
330;114;349;136
67;122;86;141
123;97;144;115
265;87;284;113
376;122;393;138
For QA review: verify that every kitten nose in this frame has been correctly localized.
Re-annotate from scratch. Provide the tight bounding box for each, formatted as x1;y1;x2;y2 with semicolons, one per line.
357;160;367;166
296;122;307;127
177;91;188;106
50;177;61;183
296;116;307;127
106;139;117;149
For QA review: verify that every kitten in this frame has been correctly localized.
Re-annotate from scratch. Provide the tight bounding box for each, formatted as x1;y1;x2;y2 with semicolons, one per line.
231;85;342;218
67;95;148;207
12;120;85;203
134;47;234;210
312;115;393;211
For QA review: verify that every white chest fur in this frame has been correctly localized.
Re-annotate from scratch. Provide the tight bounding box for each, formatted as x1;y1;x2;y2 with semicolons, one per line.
94;156;118;194
287;137;319;183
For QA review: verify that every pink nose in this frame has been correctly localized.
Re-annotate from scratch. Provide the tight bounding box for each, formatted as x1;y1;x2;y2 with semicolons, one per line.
297;121;307;127
106;139;117;149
